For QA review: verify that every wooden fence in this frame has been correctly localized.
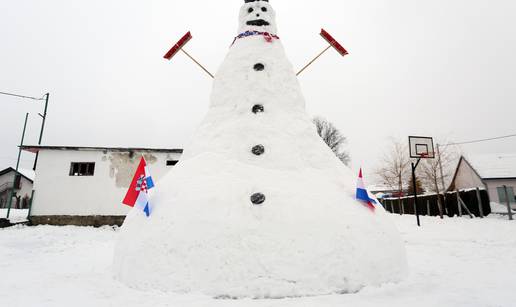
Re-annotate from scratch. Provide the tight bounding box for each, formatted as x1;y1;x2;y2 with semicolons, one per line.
381;189;491;218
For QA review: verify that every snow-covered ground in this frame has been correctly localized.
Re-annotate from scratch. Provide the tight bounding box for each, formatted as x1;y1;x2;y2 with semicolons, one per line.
0;209;28;223
1;214;515;307
491;202;516;214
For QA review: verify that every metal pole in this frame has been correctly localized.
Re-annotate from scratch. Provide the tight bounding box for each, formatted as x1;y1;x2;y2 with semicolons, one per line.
437;144;447;192
504;185;513;221
33;93;49;170
412;161;421;227
297;45;332;76
7;113;29;219
16;113;29;171
180;49;214;79
27;190;35;220
436;144;446;219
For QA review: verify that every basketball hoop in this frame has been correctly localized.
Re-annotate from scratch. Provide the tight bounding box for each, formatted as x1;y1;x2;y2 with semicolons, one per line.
409;136;435;159
407;136;435;227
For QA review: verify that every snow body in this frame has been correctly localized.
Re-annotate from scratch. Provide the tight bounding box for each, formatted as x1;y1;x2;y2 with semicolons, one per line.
114;1;407;298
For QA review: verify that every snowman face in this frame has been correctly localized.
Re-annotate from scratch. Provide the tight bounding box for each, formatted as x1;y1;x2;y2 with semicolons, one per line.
238;1;277;34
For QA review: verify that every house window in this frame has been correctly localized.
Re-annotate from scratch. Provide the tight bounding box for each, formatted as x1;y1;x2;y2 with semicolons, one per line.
496;186;515;203
166;160;179;166
69;162;95;176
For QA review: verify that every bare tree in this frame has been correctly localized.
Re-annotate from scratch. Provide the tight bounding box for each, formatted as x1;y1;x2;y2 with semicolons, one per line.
418;144;458;218
313;117;350;165
407;176;425;196
375;139;411;214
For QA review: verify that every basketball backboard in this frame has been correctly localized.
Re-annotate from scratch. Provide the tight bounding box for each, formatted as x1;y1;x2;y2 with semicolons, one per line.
409;136;435;159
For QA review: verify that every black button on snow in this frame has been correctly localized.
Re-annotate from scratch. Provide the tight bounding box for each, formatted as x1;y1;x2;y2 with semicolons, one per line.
252;104;264;113
252;145;265;156
251;193;266;205
253;63;265;71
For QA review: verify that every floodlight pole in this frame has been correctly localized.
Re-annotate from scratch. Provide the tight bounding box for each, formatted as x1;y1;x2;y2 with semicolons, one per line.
6;113;29;219
411;158;423;227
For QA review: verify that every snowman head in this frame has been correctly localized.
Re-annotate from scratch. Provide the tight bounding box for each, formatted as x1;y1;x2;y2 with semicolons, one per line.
239;0;277;34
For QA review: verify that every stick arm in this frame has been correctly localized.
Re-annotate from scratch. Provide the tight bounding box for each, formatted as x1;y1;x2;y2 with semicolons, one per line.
164;31;214;79
296;28;349;76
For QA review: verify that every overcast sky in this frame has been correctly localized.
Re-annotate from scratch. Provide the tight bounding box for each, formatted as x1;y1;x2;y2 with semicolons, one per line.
1;0;515;180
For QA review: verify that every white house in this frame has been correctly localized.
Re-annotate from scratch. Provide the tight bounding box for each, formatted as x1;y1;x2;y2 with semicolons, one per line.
449;154;516;206
21;146;183;226
0;167;34;209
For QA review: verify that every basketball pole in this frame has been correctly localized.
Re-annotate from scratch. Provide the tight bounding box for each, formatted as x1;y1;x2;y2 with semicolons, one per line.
411;157;423;227
408;136;435;227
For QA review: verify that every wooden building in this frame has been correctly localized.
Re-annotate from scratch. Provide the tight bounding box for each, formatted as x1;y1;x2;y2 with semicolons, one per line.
0;167;34;209
449;154;516;205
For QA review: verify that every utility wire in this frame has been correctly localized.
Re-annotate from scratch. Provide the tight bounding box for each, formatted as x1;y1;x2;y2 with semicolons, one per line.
0;91;45;101
445;133;516;146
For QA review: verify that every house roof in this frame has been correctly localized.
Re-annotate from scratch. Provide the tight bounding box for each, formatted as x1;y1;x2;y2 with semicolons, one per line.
21;145;183;154
368;184;400;193
0;167;35;183
464;154;516;179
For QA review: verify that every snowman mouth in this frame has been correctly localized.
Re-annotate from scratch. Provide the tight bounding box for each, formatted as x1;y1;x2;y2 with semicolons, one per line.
247;19;270;26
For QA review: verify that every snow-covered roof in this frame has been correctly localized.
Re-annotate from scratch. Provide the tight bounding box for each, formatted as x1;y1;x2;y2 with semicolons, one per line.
21;145;183;154
368;184;397;192
0;167;35;182
17;168;35;181
464;154;516;179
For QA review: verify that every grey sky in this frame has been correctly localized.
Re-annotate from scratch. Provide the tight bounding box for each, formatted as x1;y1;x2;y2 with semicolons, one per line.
1;0;515;179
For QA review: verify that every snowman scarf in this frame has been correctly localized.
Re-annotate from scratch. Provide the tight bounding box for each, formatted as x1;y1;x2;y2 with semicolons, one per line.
232;30;280;45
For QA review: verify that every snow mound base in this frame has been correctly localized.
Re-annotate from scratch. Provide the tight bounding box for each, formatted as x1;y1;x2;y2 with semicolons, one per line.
114;155;407;298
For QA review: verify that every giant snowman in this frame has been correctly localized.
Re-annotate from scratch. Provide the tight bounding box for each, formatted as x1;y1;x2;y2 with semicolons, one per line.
114;0;407;298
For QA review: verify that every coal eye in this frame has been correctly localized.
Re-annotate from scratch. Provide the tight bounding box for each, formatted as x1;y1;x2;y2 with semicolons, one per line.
248;8;254;13
261;7;267;12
